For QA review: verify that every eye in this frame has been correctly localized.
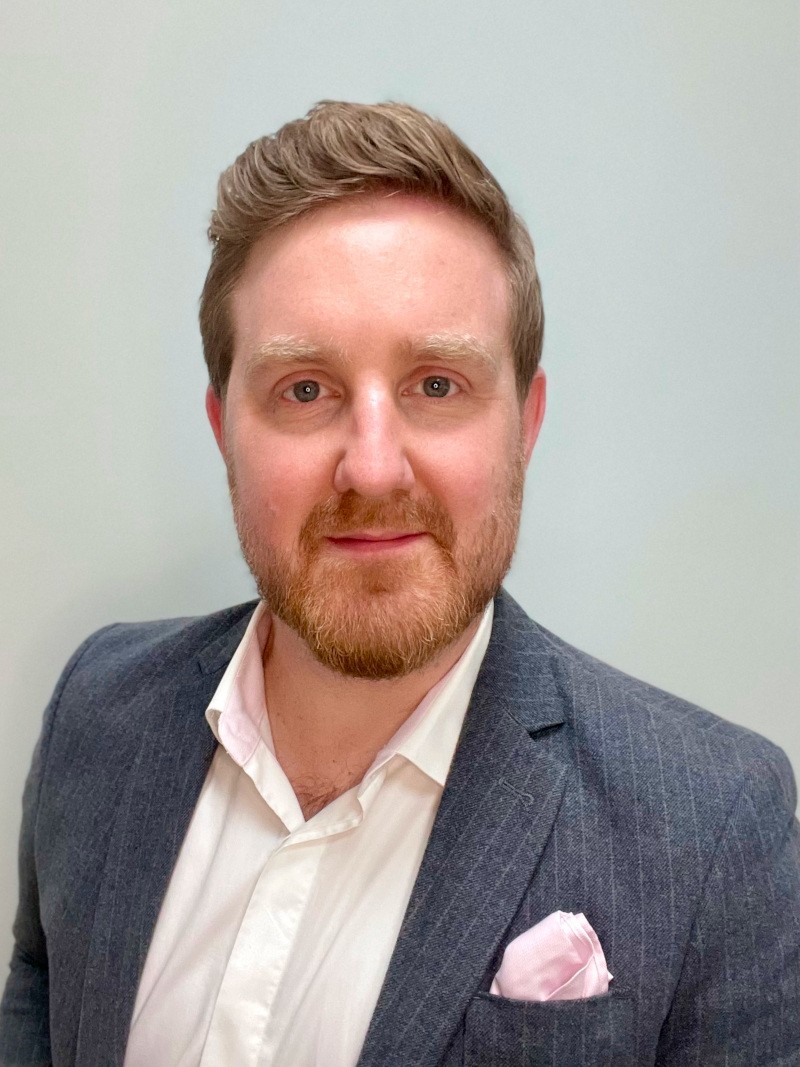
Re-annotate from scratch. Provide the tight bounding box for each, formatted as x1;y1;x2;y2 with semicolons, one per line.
284;379;322;403
419;375;458;398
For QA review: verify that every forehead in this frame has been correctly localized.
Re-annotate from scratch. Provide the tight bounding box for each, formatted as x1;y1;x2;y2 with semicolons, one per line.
230;193;512;363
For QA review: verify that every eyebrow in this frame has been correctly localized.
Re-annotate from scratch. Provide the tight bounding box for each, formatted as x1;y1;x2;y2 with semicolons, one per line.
410;333;500;374
245;336;344;377
244;332;501;377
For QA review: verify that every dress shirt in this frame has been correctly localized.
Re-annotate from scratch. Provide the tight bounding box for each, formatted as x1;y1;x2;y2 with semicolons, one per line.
123;599;494;1067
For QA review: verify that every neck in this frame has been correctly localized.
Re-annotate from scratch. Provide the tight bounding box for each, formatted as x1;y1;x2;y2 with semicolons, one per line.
262;612;482;818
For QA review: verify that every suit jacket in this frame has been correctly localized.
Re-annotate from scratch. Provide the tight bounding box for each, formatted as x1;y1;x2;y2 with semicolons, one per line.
1;590;798;1066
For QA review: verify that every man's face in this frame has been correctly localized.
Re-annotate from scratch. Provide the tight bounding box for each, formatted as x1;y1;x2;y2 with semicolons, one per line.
207;194;545;679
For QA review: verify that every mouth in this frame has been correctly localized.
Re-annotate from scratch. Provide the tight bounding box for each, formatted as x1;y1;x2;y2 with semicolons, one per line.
324;531;427;555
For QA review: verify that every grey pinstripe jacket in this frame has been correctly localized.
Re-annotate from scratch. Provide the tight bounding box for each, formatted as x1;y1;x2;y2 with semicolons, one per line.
1;590;799;1065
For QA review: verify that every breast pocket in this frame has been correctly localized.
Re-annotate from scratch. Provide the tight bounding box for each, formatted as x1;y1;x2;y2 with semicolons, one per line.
462;990;635;1067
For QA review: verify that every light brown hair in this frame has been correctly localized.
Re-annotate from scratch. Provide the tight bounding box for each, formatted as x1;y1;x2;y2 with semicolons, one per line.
200;100;544;399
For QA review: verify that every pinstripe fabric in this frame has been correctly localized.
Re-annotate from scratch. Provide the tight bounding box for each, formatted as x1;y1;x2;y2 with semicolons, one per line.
358;594;800;1066
1;591;798;1066
0;605;252;1067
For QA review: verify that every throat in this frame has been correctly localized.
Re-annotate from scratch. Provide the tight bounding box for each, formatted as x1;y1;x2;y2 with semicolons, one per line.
261;611;482;821
293;775;362;821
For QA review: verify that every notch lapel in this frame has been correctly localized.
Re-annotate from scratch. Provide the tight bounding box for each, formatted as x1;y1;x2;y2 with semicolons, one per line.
357;591;571;1067
74;612;252;1067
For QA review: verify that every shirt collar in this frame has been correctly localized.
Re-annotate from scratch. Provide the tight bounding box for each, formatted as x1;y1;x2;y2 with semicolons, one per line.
205;601;270;766
206;599;494;789
369;601;493;787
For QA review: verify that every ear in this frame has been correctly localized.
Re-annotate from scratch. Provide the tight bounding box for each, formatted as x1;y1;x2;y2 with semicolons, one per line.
205;384;226;459
521;367;546;464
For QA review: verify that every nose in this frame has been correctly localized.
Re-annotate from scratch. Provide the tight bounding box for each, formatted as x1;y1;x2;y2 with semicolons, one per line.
333;385;415;498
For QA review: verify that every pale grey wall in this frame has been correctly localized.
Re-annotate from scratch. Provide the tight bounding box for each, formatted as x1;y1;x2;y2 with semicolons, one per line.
1;0;797;973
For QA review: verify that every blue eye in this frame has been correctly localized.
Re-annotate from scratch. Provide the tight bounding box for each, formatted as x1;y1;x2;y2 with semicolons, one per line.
291;380;320;402
422;376;452;397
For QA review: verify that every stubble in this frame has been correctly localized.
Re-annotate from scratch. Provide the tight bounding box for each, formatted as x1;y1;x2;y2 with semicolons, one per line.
229;447;525;679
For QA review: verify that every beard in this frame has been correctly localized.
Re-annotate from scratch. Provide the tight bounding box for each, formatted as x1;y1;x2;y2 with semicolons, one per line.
229;449;525;680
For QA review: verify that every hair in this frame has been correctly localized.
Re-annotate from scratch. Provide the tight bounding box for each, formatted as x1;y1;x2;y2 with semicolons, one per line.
200;100;544;399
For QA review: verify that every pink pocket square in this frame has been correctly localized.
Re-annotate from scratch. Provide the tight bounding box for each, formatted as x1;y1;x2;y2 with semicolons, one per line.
490;911;612;1002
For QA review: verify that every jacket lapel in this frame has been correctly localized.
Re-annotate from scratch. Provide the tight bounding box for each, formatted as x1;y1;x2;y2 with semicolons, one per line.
74;610;254;1067
357;591;571;1067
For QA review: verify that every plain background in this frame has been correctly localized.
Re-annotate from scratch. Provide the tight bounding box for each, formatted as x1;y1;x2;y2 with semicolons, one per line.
1;1;797;973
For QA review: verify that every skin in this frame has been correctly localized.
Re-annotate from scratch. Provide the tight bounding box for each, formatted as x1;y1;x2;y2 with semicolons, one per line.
206;193;546;818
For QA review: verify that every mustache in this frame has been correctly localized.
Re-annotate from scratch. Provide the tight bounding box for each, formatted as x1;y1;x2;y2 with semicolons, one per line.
299;492;456;553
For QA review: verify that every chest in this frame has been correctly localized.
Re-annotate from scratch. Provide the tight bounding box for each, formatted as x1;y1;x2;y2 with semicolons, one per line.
123;747;442;1067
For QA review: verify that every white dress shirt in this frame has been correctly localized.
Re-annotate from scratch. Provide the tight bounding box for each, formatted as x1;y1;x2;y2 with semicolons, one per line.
123;600;493;1067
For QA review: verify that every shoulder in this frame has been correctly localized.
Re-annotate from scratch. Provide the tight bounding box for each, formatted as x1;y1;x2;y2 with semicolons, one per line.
71;599;257;668
29;601;258;797
45;600;259;718
494;589;796;818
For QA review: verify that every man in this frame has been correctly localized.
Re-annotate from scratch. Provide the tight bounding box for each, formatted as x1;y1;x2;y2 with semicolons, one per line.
1;101;798;1067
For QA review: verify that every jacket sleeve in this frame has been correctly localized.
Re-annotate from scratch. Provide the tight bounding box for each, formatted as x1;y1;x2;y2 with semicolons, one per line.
0;631;110;1067
655;742;800;1065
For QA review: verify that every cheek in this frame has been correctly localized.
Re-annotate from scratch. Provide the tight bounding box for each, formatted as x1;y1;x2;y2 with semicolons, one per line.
228;433;332;537
425;405;521;497
424;447;506;519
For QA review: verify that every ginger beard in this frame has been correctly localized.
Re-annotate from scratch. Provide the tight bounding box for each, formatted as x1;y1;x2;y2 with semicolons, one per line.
228;445;526;680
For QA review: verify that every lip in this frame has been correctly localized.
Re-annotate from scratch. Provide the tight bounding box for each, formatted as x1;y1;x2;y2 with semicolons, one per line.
324;531;427;554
